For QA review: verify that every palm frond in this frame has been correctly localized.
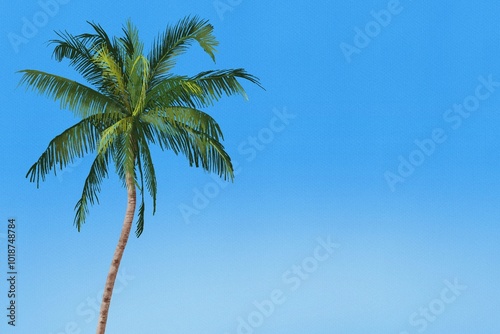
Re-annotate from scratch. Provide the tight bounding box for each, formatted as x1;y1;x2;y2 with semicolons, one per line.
148;16;218;87
50;31;105;89
18;70;123;118
26;117;100;186
137;134;157;214
98;117;131;156
190;69;264;102
141;113;233;180
97;117;137;185
25;112;125;187
73;150;110;230
135;200;146;237
155;106;224;141
146;69;263;109
86;21;123;67
51;22;128;95
146;75;202;109
184;129;234;180
119;19;144;63
128;56;150;116
135;152;146;237
92;46;129;109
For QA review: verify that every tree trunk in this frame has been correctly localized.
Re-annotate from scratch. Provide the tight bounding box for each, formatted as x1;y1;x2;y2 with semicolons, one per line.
96;173;136;334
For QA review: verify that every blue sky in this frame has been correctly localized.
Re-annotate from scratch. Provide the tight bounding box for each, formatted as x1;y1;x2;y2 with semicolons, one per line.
1;0;500;333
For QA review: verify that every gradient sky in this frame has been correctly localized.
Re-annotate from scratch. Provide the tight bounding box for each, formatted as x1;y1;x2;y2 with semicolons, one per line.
1;0;500;333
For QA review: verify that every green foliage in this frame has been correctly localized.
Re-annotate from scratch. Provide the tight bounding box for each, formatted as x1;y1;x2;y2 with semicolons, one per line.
19;17;262;237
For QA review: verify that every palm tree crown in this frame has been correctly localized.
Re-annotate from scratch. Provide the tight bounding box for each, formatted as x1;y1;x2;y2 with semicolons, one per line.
19;17;262;237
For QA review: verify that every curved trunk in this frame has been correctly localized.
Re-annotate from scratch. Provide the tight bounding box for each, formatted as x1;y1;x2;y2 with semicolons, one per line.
96;173;136;334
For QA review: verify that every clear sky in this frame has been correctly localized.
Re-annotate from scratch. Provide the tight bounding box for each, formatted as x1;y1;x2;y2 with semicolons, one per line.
1;0;500;333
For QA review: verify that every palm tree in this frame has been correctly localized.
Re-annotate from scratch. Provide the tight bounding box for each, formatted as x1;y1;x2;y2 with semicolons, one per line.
19;17;262;333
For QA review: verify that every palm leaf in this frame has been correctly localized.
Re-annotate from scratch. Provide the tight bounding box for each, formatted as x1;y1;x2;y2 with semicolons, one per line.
155;106;224;140
73;150;110;230
26;117;100;186
190;69;264;102
135;199;146;237
119;19;144;63
146;75;203;109
137;133;157;214
50;30;107;91
128;56;150;116
92;46;129;109
141;113;233;180
98;117;132;157
146;69;263;109
18;70;123;118
86;21;124;69
148;16;218;87
135;152;146;237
